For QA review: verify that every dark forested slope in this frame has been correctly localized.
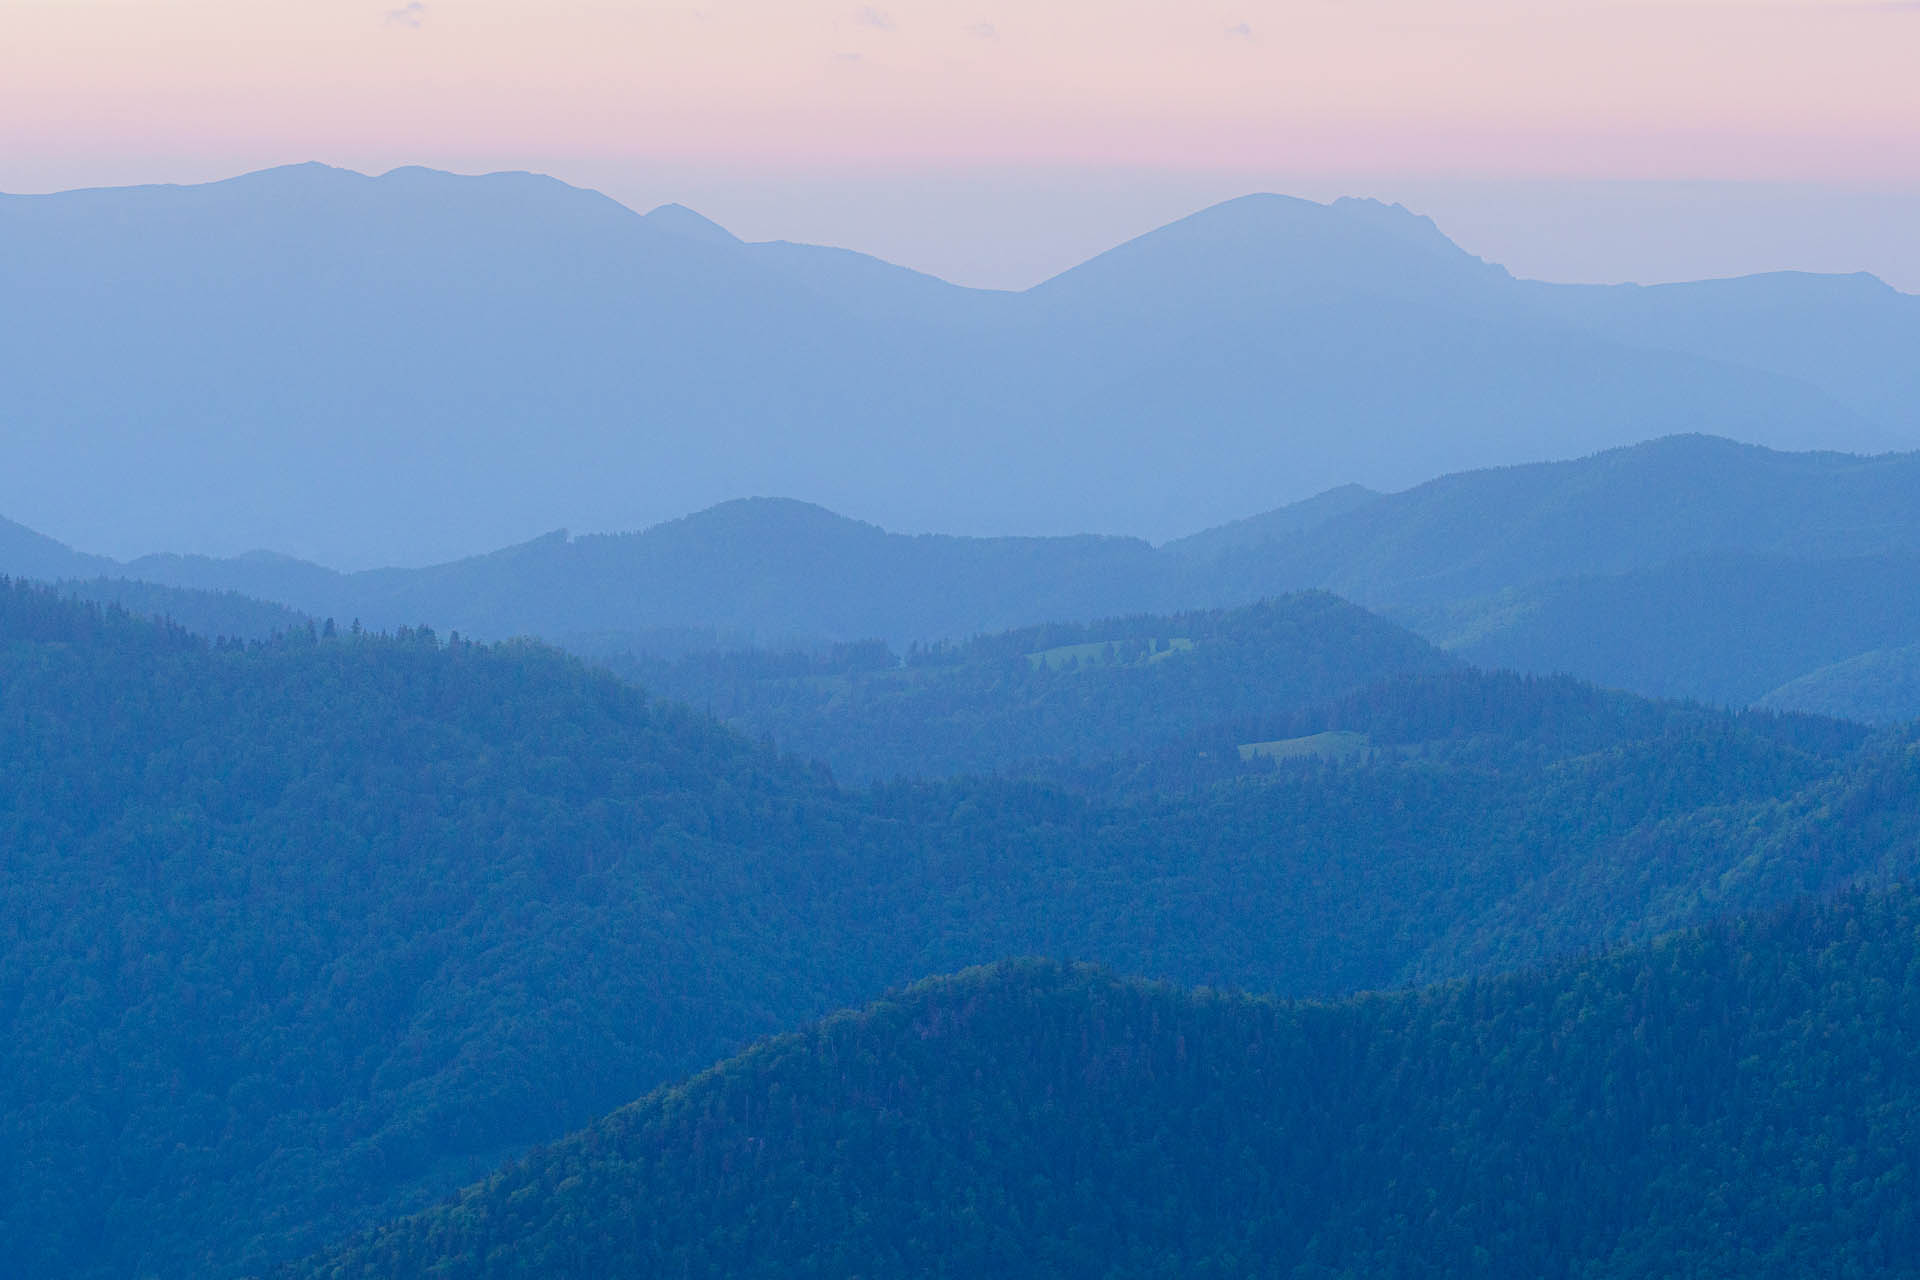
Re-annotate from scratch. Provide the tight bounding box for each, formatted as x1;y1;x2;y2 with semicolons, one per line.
55;575;312;641
293;890;1920;1279
612;594;1454;781
0;582;897;1279
3;581;1915;1279
870;672;1902;996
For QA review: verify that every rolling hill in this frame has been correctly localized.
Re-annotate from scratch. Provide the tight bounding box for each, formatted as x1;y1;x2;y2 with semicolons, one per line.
1758;643;1920;725
0;513;114;581
122;498;1171;648
54;576;312;642
1403;550;1920;707
1177;433;1920;608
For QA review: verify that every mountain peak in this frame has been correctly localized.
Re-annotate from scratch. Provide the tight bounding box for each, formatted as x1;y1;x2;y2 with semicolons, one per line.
1189;193;1501;274
1031;191;1508;302
643;202;741;245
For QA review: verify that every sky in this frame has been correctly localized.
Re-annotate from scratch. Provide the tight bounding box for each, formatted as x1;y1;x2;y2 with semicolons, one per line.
3;0;1917;288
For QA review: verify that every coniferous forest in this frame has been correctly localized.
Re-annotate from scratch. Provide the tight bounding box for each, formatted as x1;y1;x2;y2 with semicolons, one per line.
6;573;1920;1277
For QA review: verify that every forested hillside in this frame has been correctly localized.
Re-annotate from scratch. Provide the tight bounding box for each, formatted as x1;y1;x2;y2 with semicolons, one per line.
874;672;1898;994
56;576;312;642
1760;643;1920;725
612;594;1453;781
3;580;1915;1278
1185;433;1920;605
292;889;1920;1279
34;499;1173;649
0;582;895;1278
1404;550;1920;706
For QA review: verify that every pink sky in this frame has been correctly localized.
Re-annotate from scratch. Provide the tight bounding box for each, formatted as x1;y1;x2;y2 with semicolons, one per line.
5;2;1918;289
5;0;1918;184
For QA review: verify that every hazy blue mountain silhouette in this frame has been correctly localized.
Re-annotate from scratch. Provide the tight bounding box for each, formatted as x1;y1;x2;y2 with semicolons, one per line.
1528;270;1920;431
1187;436;1920;704
1414;551;1920;707
2;166;1911;566
0;165;993;567
0;515;116;581
10;437;1920;696
1161;482;1381;563
1188;434;1920;607
0;498;1170;646
1758;643;1920;726
640;201;740;244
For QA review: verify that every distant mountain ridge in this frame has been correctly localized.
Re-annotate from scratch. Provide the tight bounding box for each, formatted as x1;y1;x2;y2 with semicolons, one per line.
0;514;115;581
9;433;1920;670
2;164;1914;565
1758;643;1920;726
1162;482;1381;562
1405;551;1920;706
0;496;1171;646
13;434;1920;712
1190;433;1920;607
